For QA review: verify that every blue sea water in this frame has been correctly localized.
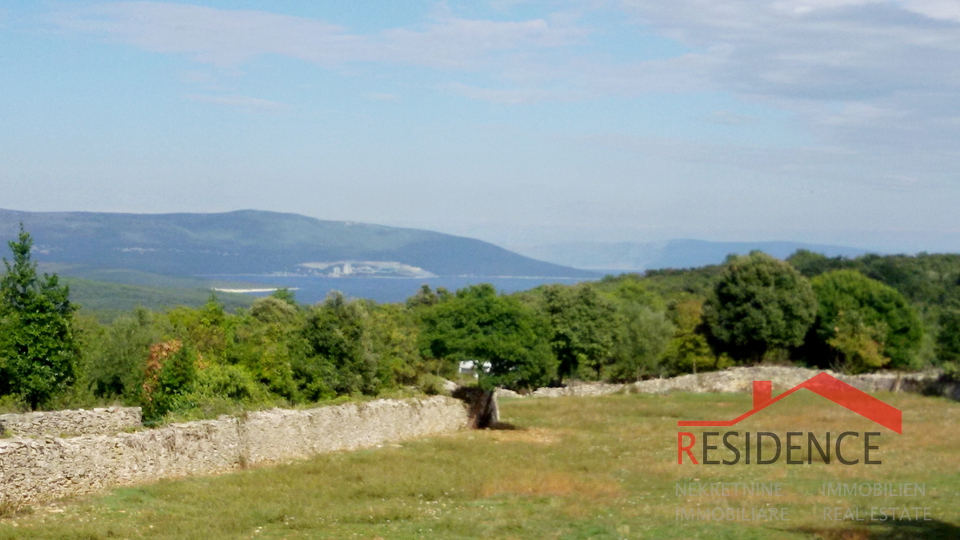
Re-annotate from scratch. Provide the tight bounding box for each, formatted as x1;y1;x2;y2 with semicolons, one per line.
209;275;599;305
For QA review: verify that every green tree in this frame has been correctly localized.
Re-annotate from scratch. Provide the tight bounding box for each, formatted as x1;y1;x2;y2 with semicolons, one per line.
604;279;674;381
87;306;160;402
661;299;730;375
270;287;298;306
142;340;198;421
294;292;378;399
823;310;887;372
809;270;923;371
228;297;301;399
936;307;960;364
705;251;817;362
540;284;617;381
419;284;556;390
607;302;674;381
0;226;79;409
366;303;423;387
406;284;441;309
787;249;854;278
249;296;300;326
166;295;228;361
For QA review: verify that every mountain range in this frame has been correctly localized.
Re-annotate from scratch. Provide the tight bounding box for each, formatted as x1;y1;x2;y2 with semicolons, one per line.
0;209;595;279
510;239;872;271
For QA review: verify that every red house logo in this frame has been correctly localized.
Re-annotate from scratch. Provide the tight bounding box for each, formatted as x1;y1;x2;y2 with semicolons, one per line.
678;373;902;434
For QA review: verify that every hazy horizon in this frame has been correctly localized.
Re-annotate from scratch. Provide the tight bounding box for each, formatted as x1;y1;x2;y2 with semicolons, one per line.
3;1;959;253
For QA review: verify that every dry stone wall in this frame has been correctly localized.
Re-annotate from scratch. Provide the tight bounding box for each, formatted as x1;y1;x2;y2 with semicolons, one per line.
629;366;942;395
240;398;469;465
498;367;954;400
0;407;141;438
0;396;468;507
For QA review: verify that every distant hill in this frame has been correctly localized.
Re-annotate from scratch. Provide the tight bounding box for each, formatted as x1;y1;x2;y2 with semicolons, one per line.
511;239;873;271
0;209;594;279
62;276;255;322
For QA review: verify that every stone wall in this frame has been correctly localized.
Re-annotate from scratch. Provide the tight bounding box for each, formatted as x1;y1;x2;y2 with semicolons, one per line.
629;366;942;395
240;398;469;465
497;367;955;400
0;407;142;438
0;396;468;507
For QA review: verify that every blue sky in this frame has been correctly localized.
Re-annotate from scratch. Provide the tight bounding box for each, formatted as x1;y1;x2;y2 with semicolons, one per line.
2;0;959;252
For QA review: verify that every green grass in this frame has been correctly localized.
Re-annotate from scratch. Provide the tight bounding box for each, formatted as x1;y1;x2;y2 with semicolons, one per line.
1;391;958;539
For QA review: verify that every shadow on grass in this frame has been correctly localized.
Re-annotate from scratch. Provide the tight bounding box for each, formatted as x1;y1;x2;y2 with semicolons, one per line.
795;518;960;540
486;421;520;430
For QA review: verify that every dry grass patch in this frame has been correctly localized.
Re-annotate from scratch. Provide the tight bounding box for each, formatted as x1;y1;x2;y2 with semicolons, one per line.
482;427;562;444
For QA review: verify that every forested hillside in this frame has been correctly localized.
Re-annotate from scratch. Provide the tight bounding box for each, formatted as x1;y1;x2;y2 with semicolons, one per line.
1;226;957;424
0;209;594;278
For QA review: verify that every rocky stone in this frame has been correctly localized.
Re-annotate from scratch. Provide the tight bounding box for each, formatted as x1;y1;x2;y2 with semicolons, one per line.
0;407;141;438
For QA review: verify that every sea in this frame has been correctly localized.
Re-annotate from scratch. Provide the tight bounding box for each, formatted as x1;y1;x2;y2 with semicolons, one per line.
208;275;602;305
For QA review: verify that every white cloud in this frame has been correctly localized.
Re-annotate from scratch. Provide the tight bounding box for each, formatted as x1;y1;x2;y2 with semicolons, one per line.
365;93;400;102
185;94;289;112
44;0;960;189
439;82;572;104
705;110;760;125
901;0;960;23
50;2;587;69
608;0;960;182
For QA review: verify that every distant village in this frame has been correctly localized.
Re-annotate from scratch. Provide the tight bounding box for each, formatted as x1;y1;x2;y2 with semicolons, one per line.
289;260;436;278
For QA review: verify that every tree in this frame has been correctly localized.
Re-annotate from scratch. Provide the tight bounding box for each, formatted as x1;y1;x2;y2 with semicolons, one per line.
936;306;960;364
406;284;441;309
294;292;378;398
230;297;301;399
366;303;423;387
270;287;298;306
605;279;674;381
141;339;197;420
418;284;556;390
0;225;79;408
661;299;729;376
787;249;851;278
809;270;923;371
166;294;228;360
608;302;674;381
705;251;817;362
88;306;159;401
540;284;617;381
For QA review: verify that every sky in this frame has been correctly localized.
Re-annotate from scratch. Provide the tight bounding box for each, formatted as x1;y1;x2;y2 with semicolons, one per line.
1;0;959;253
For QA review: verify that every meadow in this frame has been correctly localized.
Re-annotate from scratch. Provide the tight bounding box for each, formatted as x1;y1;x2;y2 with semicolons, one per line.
1;390;957;539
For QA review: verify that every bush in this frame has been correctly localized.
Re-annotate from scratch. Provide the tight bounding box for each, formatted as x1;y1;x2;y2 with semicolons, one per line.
142;340;198;421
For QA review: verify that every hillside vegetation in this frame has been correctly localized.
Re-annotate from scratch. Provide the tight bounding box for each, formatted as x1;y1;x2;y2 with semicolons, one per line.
62;276;254;323
1;225;957;422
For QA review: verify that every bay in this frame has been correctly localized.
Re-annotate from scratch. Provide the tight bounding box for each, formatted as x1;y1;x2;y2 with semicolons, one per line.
207;275;600;305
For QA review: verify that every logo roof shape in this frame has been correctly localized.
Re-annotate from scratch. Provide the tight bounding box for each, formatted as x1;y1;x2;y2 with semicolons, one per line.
677;372;902;434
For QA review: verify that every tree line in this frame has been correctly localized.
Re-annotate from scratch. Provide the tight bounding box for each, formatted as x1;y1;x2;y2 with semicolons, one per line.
1;228;957;420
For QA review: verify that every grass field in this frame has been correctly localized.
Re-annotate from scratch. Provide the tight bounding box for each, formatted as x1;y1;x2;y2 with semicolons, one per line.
1;391;958;539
